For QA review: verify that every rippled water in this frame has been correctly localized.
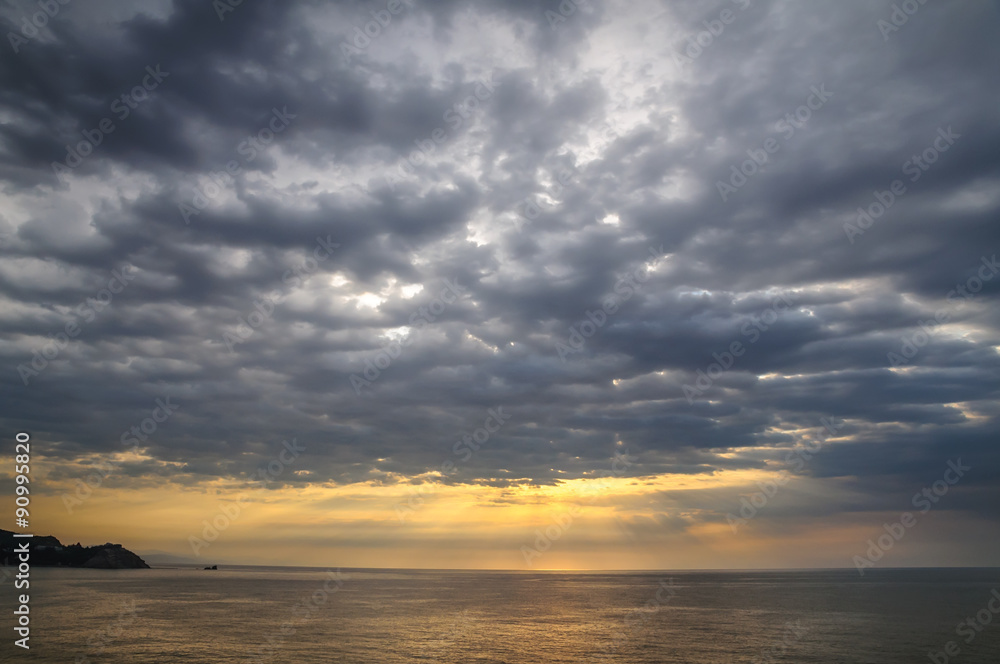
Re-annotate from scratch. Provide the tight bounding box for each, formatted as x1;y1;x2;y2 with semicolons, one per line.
4;567;1000;662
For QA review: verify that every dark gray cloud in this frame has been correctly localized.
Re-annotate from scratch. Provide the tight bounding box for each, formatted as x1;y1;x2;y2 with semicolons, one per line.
1;0;998;534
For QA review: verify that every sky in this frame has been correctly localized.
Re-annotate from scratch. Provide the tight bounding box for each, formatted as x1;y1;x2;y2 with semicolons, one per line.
1;0;998;571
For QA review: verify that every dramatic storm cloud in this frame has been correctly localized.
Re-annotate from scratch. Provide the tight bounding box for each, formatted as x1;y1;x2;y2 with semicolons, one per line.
1;0;998;569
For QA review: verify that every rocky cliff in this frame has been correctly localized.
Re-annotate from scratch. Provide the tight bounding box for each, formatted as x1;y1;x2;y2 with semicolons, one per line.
0;529;150;569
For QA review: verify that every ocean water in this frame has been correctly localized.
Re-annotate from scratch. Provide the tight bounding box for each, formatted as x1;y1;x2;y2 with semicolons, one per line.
3;567;1000;663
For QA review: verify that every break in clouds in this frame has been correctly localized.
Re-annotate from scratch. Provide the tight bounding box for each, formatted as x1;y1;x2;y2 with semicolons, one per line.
1;1;999;535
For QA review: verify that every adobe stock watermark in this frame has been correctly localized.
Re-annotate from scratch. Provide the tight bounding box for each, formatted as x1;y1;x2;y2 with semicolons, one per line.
750;621;810;664
928;588;1000;664
222;296;277;353
451;407;512;463
62;396;180;513
512;122;619;232
877;0;933;42
221;235;341;353
416;610;473;661
395;406;512;523
244;570;348;664
384;75;500;191
727;416;844;533
213;0;248;22
349;278;467;395
843;126;960;244
556;245;665;362
17;265;138;386
590;578;677;662
852;458;970;575
51;65;170;179
717;85;833;201
513;164;577;232
683;292;796;404
7;0;72;54
888;253;998;367
74;599;140;664
188;438;306;555
545;0;590;30
179;106;297;224
339;0;414;57
671;0;752;70
520;450;636;566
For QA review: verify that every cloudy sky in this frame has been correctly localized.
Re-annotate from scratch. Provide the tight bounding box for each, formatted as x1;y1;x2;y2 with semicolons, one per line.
1;0;998;570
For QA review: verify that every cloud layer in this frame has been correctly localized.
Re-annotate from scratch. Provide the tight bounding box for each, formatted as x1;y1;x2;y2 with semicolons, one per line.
1;0;998;567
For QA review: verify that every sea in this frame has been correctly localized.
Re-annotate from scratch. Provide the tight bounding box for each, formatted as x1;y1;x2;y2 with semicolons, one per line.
3;567;999;663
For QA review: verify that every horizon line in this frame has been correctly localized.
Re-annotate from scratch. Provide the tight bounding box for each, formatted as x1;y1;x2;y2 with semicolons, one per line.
138;563;1000;573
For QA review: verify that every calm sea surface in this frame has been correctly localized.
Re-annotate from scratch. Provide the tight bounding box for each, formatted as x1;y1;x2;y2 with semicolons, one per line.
3;567;999;662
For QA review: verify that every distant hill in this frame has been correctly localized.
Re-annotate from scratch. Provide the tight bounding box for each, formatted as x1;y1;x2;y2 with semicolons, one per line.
139;550;217;566
0;529;149;569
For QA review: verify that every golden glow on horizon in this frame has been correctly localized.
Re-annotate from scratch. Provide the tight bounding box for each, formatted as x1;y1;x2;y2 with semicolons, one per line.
15;455;994;570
